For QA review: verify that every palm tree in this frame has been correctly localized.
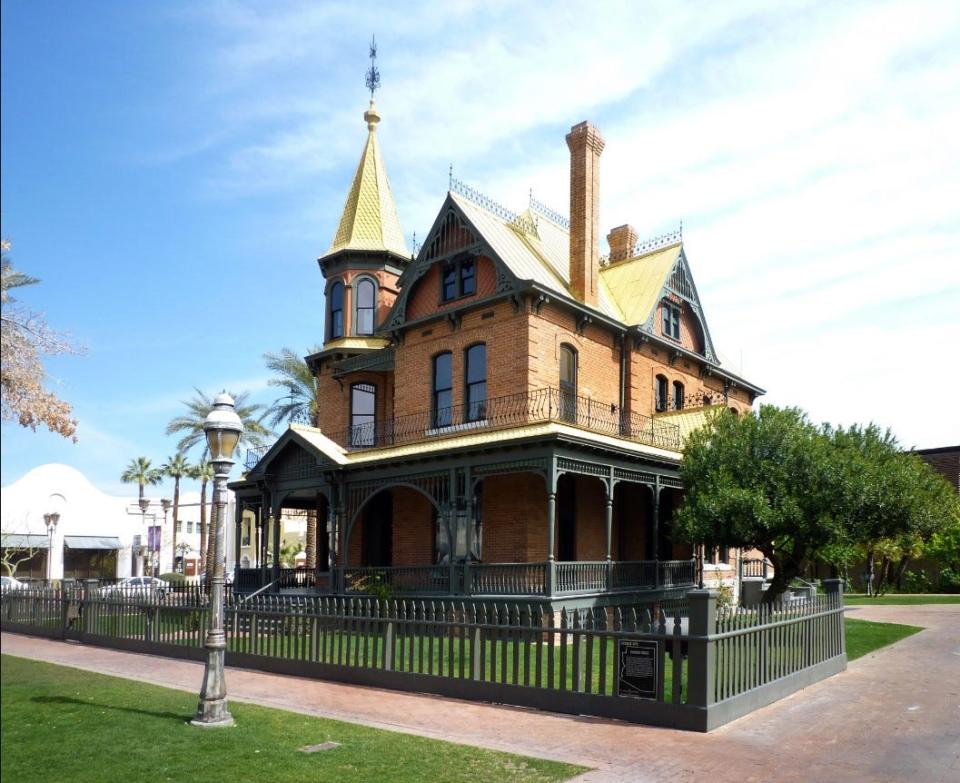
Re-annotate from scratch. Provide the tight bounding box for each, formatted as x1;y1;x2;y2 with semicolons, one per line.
167;389;270;576
263;347;322;428
190;459;215;576
264;346;322;569
165;387;271;456
161;453;192;573
120;457;162;502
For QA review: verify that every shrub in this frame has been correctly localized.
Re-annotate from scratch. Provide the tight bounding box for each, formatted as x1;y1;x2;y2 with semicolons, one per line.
901;570;932;593
936;568;960;594
159;572;186;584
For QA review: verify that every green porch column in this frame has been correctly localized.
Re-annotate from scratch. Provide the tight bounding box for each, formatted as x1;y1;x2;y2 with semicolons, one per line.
271;500;282;588
546;489;556;597
652;482;661;587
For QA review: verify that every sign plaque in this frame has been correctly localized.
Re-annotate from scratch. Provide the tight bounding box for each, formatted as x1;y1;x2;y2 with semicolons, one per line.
617;639;658;699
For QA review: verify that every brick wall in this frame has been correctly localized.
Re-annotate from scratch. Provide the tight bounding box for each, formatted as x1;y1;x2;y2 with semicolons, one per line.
393;299;529;420
527;302;620;403
392;487;434;566
482;473;547;562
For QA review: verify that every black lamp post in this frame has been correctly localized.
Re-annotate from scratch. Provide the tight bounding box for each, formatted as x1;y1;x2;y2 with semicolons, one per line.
191;392;242;728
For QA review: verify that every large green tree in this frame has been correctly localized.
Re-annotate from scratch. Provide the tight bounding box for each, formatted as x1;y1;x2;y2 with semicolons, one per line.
161;454;191;573
264;347;322;570
675;406;956;601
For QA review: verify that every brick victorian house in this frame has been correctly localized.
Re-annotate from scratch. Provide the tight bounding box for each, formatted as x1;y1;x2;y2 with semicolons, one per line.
230;97;764;607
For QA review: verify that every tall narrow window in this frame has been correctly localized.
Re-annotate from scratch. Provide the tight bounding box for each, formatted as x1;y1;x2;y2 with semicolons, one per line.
673;381;684;411
460;258;475;296
441;262;458;301
355;278;376;335
350;383;376;447
329;281;344;339
432;352;453;428
655;375;669;412
559;344;578;423
662;301;680;340
464;344;487;421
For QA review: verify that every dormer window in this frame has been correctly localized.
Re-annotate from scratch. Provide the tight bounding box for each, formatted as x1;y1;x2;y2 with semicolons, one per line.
441;256;476;302
662;301;680;340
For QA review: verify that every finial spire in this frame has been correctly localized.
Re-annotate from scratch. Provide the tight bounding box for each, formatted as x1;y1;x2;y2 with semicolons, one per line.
365;35;380;100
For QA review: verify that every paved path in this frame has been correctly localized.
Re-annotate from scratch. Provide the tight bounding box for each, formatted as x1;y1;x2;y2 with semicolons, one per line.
2;604;958;782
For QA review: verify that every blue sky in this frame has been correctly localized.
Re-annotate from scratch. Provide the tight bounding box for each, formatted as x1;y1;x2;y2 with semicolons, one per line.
2;0;959;498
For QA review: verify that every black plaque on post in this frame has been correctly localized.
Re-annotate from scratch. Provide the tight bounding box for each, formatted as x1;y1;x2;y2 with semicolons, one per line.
617;639;658;699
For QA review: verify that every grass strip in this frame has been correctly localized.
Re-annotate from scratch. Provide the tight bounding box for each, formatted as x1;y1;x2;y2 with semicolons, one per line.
844;617;922;660
0;655;586;783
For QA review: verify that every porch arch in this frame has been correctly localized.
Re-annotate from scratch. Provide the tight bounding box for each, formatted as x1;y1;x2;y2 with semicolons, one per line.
343;481;451;568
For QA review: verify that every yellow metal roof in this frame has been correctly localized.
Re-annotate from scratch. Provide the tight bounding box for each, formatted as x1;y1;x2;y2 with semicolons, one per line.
654;405;723;444
598;243;682;326
318;336;390;353
324;101;409;260
448;190;680;327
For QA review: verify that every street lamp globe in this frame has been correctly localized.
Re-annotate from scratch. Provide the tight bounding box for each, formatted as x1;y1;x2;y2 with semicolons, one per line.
203;392;243;467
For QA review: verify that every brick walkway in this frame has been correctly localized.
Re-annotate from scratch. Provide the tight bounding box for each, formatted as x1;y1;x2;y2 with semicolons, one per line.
2;604;958;782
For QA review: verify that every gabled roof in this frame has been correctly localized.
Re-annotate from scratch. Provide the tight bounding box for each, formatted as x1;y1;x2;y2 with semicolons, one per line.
323;100;409;260
245;425;347;479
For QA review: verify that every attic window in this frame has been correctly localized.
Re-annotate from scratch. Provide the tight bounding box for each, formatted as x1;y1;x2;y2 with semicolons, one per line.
662;301;680;340
441;256;476;302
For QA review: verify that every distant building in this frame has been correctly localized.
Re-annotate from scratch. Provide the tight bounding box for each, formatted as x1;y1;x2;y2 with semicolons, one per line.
1;464;239;580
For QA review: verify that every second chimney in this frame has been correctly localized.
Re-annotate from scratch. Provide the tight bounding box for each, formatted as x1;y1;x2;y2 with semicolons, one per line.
566;121;605;307
607;224;639;263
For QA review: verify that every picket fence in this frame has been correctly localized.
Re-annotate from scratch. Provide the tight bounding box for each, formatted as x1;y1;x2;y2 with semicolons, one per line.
1;581;846;732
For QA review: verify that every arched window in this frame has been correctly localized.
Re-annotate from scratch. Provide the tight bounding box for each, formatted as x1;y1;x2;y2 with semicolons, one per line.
729;406;740;417
350;383;376;447
465;344;487;422
673;381;684;411
329;281;344;339
655;375;669;412
559;344;578;423
354;278;376;336
432;352;453;428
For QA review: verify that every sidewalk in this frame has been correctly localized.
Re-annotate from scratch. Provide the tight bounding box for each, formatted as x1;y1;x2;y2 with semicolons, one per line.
3;604;958;783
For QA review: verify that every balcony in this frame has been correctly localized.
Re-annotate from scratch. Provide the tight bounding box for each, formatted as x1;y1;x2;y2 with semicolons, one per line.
245;387;682;469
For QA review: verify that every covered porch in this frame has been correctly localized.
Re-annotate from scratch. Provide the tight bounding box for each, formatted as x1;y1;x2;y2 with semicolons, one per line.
229;425;696;604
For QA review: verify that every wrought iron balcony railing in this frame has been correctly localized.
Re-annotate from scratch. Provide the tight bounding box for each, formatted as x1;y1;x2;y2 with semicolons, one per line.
245;387;683;469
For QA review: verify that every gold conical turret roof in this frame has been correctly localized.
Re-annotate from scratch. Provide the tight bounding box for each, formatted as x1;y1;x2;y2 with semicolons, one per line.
323;100;409;259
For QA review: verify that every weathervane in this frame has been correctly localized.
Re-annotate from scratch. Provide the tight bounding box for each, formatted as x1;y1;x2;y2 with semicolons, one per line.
365;35;381;99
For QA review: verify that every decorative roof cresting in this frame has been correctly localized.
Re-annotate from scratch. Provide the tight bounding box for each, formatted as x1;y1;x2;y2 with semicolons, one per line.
323;38;409;260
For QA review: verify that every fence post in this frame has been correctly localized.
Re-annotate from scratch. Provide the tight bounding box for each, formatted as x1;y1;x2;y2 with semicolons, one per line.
686;589;717;710
822;578;845;657
83;579;99;638
383;618;396;671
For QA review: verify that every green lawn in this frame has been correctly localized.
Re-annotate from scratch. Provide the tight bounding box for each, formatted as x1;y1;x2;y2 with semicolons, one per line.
0;655;585;783
844;617;922;660
842;594;960;606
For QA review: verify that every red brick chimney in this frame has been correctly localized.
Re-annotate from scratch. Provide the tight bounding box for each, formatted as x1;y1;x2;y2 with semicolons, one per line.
607;224;639;263
566;121;605;307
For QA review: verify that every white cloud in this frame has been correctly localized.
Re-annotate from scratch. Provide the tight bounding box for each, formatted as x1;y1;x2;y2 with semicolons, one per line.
158;0;960;446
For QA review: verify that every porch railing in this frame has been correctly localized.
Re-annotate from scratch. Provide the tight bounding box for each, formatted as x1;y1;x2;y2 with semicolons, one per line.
245;387;681;468
343;565;451;595
468;562;546;595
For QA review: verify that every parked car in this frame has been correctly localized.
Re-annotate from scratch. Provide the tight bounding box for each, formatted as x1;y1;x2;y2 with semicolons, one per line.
99;576;167;599
1;576;26;591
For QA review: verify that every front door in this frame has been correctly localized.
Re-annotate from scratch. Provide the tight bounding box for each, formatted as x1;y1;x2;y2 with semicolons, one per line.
361;491;393;567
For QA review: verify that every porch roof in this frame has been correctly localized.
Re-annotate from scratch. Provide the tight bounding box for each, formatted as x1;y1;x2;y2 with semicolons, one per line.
242;418;683;480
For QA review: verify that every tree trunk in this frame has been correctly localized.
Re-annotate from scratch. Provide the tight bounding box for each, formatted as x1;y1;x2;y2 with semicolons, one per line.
893;555;911;591
171;477;180;574
306;509;317;570
876;556;892;596
199;477;208;575
761;548;805;604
